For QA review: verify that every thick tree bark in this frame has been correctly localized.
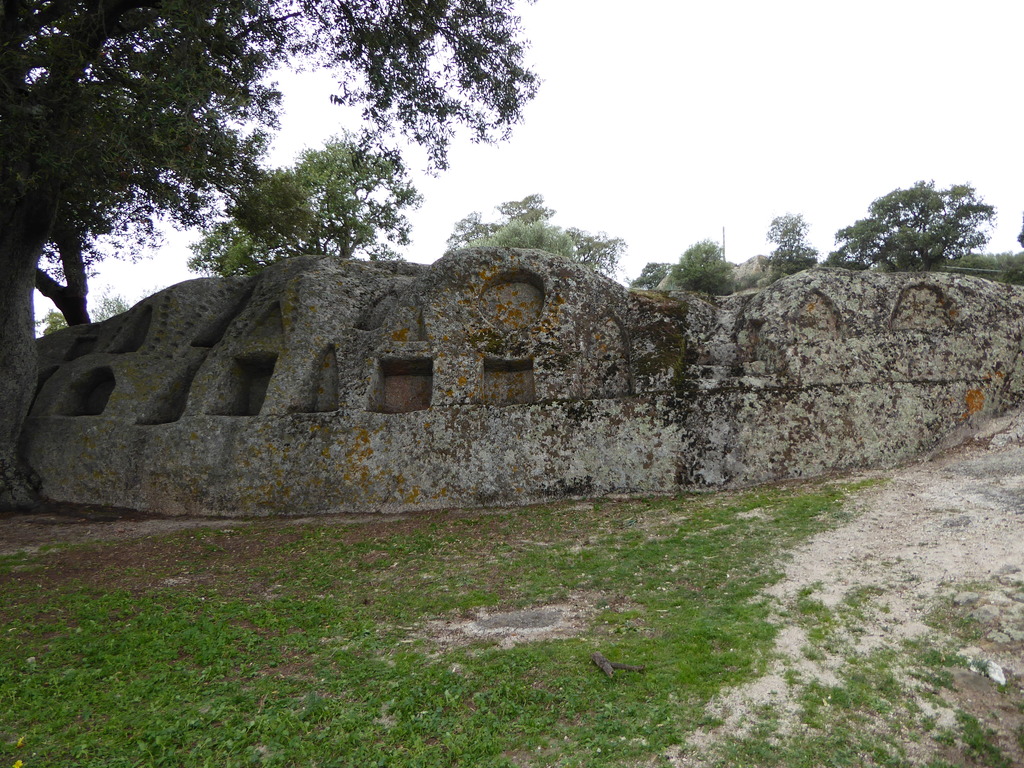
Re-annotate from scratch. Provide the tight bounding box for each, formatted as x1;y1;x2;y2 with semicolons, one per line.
36;268;90;325
35;225;91;325
1;198;56;509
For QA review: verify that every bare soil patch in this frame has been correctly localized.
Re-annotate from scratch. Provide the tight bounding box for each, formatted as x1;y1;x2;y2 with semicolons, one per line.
672;413;1024;766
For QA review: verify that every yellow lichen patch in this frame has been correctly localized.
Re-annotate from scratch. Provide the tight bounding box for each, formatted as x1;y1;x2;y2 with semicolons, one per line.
965;388;985;415
391;328;410;342
806;301;818;313
457;376;468;386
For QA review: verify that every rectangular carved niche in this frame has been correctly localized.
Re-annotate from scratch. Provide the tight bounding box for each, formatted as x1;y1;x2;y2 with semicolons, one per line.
481;358;535;405
211;353;277;416
370;358;433;414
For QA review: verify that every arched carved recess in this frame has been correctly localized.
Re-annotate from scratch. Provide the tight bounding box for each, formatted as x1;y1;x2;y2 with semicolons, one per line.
191;284;256;348
64;334;98;361
890;284;956;332
585;316;633;398
294;345;339;413
734;316;766;362
108;304;153;354
208;353;278;416
27;365;61;418
480;270;545;333
136;353;209;425
788;290;844;340
60;367;116;416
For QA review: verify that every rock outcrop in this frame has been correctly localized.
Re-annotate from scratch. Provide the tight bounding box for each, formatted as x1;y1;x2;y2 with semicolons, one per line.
25;249;1024;515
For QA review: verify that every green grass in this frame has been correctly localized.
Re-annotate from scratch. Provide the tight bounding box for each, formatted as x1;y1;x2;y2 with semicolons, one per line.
0;480;894;767
703;576;1023;768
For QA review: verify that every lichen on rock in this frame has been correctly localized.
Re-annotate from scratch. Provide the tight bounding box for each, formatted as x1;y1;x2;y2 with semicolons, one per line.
25;251;1024;516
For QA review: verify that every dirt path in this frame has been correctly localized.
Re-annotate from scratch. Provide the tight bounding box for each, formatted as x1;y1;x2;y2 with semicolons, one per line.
673;413;1024;766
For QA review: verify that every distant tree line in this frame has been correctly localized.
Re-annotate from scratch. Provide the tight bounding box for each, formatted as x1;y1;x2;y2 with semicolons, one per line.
631;180;1023;296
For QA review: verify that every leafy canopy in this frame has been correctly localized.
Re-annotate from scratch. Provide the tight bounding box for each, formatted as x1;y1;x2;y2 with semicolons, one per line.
188;137;422;276
669;240;734;296
3;0;538;311
766;213;818;279
630;262;672;290
447;194;626;278
0;0;539;506
828;181;995;272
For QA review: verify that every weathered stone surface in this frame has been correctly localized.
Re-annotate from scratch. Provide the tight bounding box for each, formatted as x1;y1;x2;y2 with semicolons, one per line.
25;249;1024;516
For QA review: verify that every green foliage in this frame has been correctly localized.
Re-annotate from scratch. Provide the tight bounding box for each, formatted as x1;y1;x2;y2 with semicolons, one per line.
946;251;1024;285
1018;214;1024;250
828;181;995;272
565;227;627;278
92;293;132;321
495;193;555;225
445;211;502;253
2;1;538;212
669;240;735;295
35;310;67;337
470;219;576;259
630;263;672;290
1;0;540;500
447;194;626;278
188;137;422;276
12;0;535;291
766;213;819;279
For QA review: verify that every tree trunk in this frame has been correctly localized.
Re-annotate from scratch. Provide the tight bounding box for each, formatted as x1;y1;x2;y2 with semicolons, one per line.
35;226;91;325
36;268;90;325
0;199;55;509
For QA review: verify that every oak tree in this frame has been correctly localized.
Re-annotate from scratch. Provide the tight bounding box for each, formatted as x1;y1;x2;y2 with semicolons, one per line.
446;194;626;278
0;0;538;507
828;181;994;272
766;213;818;279
630;262;672;290
668;240;734;295
188;137;422;276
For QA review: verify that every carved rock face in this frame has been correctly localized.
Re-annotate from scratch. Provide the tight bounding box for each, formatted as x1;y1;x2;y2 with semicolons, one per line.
25;251;1024;516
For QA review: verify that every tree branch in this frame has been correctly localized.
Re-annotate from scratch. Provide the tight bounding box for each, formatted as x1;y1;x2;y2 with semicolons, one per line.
35;266;90;324
34;266;66;300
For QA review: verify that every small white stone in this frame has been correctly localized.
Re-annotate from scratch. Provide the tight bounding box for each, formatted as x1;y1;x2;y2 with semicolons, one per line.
985;660;1007;686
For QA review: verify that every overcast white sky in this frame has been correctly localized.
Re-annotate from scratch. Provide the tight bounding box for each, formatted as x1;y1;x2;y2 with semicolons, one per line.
61;0;1024;316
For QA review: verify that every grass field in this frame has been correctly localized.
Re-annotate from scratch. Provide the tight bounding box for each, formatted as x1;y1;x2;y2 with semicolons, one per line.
0;480;1016;767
